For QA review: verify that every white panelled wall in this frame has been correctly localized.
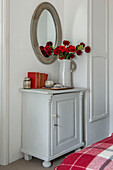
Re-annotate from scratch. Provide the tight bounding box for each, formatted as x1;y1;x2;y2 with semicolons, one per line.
0;0;10;165
88;0;109;144
109;0;113;133
0;0;112;165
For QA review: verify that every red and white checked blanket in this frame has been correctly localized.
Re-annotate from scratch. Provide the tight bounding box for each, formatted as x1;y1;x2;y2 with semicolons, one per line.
54;134;113;170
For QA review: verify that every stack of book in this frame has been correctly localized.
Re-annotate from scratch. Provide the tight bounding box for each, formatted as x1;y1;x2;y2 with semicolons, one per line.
28;72;48;89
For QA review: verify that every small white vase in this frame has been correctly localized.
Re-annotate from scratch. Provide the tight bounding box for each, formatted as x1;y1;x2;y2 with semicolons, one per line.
58;59;76;86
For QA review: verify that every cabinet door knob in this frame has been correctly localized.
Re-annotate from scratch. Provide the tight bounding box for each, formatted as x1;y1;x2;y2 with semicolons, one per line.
54;124;58;126
53;115;57;117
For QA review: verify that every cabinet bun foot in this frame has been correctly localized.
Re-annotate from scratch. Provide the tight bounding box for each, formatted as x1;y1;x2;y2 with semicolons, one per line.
24;154;32;161
42;161;51;168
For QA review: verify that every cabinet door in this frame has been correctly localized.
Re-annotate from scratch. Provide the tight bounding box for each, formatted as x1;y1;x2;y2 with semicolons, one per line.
51;93;82;155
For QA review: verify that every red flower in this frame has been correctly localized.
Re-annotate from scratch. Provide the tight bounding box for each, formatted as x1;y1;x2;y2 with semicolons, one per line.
46;41;53;46
69;45;76;52
63;40;70;46
80;42;85;47
44;45;51;53
40;46;44;51
46;51;52;56
42;50;49;58
76;50;82;56
53;47;60;55
66;47;70;53
70;54;75;59
59;46;66;53
59;55;65;60
85;46;91;53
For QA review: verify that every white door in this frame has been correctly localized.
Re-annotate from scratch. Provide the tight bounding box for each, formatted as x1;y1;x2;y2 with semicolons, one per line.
51;93;81;155
87;0;109;145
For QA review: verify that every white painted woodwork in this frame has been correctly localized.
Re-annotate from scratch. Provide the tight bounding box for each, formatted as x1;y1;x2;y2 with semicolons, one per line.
109;0;113;133
42;161;51;168
92;0;107;53
92;57;108;119
21;88;85;167
0;0;10;165
89;0;109;122
24;154;32;161
51;93;80;155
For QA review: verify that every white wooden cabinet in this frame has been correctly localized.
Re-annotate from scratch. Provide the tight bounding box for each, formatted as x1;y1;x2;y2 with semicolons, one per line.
21;88;85;167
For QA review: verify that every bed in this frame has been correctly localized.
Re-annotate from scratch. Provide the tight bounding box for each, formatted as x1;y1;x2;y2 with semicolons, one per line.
54;134;113;170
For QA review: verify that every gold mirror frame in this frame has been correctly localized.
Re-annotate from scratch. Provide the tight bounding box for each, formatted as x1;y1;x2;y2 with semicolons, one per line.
30;2;62;64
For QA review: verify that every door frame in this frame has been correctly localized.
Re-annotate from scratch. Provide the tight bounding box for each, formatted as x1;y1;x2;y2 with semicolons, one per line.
0;0;10;165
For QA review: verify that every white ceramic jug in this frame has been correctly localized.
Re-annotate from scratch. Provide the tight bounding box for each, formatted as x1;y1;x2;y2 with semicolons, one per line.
58;59;76;86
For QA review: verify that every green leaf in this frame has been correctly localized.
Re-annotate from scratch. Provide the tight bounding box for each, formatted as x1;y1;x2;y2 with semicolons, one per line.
60;51;63;56
59;55;62;59
64;52;68;57
51;49;54;53
78;45;84;50
50;45;53;49
76;45;79;51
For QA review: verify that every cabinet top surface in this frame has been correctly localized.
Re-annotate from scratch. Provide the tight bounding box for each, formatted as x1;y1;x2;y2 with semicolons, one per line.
20;88;87;95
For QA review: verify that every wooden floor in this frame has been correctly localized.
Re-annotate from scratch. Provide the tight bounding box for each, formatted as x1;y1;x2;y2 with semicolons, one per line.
0;155;66;170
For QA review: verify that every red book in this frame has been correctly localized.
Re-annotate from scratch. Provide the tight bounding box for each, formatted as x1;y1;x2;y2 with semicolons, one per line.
44;74;48;86
40;73;48;88
28;72;48;89
40;73;44;88
44;73;48;86
28;72;40;89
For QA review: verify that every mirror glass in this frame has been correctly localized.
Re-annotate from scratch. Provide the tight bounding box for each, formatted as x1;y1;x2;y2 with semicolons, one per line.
37;9;56;47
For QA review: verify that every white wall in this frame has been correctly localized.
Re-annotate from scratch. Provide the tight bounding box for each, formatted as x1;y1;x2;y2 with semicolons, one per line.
64;0;88;88
9;0;64;163
109;0;113;133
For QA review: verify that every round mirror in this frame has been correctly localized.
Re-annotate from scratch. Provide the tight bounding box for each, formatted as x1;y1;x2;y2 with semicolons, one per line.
30;2;62;64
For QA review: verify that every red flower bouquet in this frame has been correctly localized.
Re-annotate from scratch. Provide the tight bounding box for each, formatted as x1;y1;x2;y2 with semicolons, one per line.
40;40;91;59
53;40;91;60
